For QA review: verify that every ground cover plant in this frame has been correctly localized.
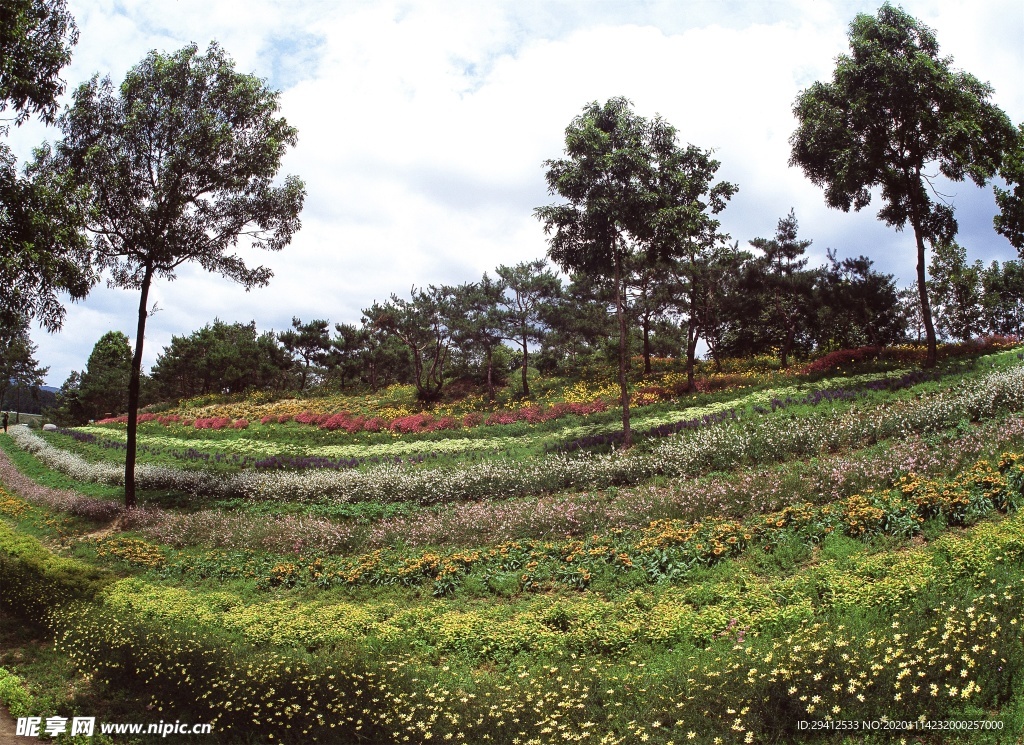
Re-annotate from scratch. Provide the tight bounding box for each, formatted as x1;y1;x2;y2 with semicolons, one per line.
65;340;1019;470
3;344;1024;743
13;350;1024;510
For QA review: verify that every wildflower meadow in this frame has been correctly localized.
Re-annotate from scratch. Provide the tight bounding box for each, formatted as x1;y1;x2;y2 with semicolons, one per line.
3;345;1024;743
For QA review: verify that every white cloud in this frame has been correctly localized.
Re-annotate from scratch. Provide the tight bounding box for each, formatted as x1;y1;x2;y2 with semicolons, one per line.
10;0;1023;385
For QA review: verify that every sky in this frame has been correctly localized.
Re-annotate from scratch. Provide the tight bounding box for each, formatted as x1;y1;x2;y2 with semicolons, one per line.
7;0;1024;387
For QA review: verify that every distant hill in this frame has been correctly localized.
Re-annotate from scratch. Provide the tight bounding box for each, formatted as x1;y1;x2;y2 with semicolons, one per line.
1;385;57;415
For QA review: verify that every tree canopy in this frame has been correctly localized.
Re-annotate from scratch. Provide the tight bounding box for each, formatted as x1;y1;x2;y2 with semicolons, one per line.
495;259;560;397
279;317;331;391
1;0;94;330
54;41;305;506
79;330;131;419
995;123;1024;254
0;310;47;411
0;0;77;127
537;97;737;443
536;97;667;447
789;3;1016;366
363;285;464;402
152;320;289;399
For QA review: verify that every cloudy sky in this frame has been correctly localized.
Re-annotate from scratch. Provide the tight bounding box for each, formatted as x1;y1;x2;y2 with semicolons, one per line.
8;0;1024;386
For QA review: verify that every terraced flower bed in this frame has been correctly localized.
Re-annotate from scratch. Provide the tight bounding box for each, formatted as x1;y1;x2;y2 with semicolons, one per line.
2;345;1024;744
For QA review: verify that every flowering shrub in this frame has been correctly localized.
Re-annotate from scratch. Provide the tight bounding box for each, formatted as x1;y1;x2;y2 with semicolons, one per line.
11;363;1024;508
879;335;1021;364
320;412;365;432
95;413;183;426
801;345;883;374
31;513;1024;743
132;452;1022;599
86;536;166;568
389;412;436;433
693;372;759;393
193;417;233;430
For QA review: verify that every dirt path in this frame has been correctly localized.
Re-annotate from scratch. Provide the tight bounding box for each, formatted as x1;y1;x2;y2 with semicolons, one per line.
0;705;42;744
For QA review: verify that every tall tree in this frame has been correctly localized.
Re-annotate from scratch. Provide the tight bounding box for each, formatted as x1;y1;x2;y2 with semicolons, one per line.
79;330;132;419
456;275;506;401
1;0;94;330
327;322;370;390
495;259;561;396
747;210;815;368
538;273;614;374
790;3;1016;366
54;42;305;507
980;259;1024;336
814;250;905;350
152;320;289;399
897;286;926;344
689;241;750;371
278;317;331;391
0;311;47;412
927;239;984;342
352;320;413;391
49;369;87;425
624;253;672;376
994;123;1024;254
1;0;77;126
651;139;737;385
536;97;662;448
363;285;463;402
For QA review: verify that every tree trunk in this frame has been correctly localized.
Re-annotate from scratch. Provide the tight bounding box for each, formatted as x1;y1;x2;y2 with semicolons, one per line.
615;252;632;448
685;321;697;390
780;325;795;369
642;315;651;375
908;172;938;367
520;328;530;398
124;264;153;509
709;340;723;372
685;282;699;389
485;346;494;402
915;229;938;367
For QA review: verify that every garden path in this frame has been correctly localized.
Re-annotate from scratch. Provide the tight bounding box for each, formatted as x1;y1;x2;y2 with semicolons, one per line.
0;704;42;744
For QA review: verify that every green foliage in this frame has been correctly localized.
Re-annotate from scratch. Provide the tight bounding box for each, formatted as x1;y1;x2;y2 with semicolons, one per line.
790;3;1017;365
0;0;77;126
0;0;94;331
0;311;48;411
0;666;33;717
814;251;906;350
995;122;1024;253
495;259;561;396
928;239;985;342
537;97;738;444
79;330;132;420
0;521;112;623
980;257;1024;336
153;319;291;400
278;317;331;391
363;285;467;402
54;40;306;506
728;210;815;365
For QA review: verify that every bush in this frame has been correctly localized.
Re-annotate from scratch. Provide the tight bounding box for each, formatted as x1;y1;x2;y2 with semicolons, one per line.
0;668;33;717
0;522;113;623
52;596;387;743
802;346;882;374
